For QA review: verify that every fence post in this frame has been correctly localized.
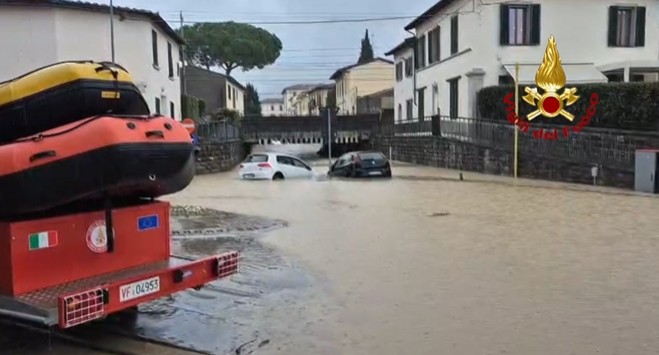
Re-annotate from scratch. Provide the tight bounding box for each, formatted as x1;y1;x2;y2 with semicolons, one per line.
431;115;441;136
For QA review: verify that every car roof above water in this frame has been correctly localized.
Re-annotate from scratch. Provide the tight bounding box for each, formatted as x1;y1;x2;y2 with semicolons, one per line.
249;152;302;160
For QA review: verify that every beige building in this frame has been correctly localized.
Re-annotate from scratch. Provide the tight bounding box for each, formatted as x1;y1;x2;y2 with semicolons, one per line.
291;91;312;116
289;83;334;116
356;87;394;114
280;83;323;116
184;66;246;117
307;84;334;115
261;98;284;116
329;58;394;115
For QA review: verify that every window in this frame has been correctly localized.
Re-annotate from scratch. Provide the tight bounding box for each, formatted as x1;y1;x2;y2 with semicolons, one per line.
291;158;311;170
450;16;458;54
448;77;459;118
398;103;402;121
427;26;441;64
228;86;232;99
151;30;159;67
608;6;646;47
498;75;514;85
170;101;175;118
271;105;274;110
246;154;269;163
155;97;161;114
415;35;426;69
279;105;283;110
395;62;403;81
405;99;413;120
500;4;540;46
276;155;295;165
404;57;413;77
167;42;174;78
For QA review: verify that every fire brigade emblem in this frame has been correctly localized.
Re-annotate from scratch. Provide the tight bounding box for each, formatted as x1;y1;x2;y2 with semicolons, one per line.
522;35;579;121
86;220;113;253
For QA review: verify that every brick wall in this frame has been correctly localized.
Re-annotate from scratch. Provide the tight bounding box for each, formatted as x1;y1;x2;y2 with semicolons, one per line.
195;140;246;175
374;127;659;189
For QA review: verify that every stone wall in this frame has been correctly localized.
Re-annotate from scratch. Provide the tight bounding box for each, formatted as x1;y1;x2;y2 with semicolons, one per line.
195;140;246;175
374;127;659;189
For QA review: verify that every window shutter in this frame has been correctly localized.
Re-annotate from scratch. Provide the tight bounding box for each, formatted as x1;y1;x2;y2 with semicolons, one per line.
414;37;419;69
450;16;458;54
437;26;441;60
608;6;618;46
530;5;541;45
635;7;646;47
500;5;509;45
427;31;433;64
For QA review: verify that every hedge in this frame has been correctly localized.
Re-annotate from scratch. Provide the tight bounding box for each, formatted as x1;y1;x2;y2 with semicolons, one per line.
477;82;659;131
181;94;205;120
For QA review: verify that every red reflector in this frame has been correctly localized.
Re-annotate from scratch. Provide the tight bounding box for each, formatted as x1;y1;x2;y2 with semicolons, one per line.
257;163;271;168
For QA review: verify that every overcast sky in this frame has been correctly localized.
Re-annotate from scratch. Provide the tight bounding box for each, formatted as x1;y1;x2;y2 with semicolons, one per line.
117;0;436;99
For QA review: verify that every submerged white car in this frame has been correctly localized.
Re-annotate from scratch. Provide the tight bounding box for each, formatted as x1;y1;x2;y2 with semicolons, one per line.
238;153;314;180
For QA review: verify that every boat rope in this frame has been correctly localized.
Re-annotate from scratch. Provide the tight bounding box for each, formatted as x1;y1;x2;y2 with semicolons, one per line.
15;114;156;143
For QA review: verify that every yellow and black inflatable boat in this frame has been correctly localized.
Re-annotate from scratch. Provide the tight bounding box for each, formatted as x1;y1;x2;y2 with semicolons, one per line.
0;61;150;143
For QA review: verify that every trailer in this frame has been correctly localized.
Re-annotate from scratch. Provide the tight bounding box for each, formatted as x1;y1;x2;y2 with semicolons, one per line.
0;199;239;329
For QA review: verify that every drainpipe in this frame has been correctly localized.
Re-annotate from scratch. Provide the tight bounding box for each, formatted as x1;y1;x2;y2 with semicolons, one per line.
406;29;417;105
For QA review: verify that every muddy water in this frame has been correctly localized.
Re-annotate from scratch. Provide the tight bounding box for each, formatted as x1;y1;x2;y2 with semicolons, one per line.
162;162;659;355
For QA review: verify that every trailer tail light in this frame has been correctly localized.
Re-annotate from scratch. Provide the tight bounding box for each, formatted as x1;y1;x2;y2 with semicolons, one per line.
215;251;239;278
257;163;271;168
59;288;105;328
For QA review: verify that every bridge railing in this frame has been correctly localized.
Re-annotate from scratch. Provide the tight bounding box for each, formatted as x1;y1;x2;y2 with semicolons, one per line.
196;120;241;143
383;116;515;144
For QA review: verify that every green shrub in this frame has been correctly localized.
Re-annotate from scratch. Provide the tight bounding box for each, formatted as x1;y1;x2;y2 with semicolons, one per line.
181;95;205;120
477;82;659;130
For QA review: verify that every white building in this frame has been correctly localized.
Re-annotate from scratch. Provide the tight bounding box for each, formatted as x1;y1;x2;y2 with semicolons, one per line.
391;0;659;120
0;0;183;120
261;98;284;116
280;84;322;116
386;38;416;122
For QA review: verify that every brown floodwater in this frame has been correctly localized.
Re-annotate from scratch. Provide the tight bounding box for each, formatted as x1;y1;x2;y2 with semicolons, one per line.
162;161;659;355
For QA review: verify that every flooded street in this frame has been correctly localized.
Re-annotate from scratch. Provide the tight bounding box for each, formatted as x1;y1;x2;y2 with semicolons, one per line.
164;161;659;355
5;161;659;354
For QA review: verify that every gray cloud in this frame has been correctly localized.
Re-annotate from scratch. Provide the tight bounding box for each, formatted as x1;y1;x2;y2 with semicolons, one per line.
117;0;435;97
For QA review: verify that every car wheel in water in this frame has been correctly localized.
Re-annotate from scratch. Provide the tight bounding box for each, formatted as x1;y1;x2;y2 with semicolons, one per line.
272;172;284;180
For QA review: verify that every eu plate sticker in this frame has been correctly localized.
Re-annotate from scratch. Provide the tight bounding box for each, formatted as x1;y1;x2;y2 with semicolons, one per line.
137;215;159;231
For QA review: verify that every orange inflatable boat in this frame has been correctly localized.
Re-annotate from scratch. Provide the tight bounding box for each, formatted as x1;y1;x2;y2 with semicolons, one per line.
0;115;194;216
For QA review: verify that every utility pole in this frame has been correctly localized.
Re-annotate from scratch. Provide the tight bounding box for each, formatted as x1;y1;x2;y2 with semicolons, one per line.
327;107;332;166
109;0;115;63
180;11;187;95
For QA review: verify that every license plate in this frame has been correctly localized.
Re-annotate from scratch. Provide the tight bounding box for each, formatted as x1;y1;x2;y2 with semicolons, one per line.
243;173;254;178
119;276;160;302
369;171;382;176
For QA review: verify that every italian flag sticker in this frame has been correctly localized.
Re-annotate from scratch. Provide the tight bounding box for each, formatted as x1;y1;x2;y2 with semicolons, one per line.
28;231;58;251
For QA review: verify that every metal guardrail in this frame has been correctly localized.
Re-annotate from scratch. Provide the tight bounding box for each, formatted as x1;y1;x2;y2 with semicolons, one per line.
196;120;240;143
